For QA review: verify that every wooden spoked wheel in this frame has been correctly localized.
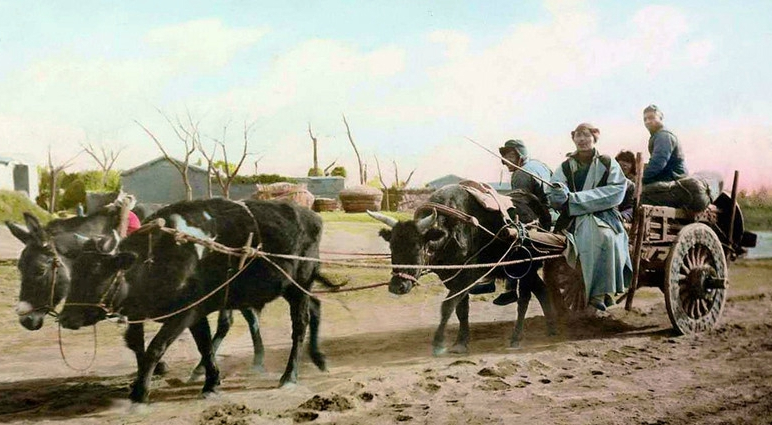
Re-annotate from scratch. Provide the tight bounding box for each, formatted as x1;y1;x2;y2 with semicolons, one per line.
544;258;586;319
664;223;728;335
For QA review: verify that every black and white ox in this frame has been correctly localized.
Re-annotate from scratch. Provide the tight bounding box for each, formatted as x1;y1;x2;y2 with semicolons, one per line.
59;198;333;403
368;185;557;354
5;203;266;379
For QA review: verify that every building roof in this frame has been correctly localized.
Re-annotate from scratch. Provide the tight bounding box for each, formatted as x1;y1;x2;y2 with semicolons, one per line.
121;156;210;176
426;174;466;189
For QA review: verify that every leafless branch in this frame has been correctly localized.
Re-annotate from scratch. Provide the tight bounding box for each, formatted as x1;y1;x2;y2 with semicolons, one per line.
342;113;364;185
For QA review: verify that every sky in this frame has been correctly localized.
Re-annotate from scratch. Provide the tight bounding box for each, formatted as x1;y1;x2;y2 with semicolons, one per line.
1;0;771;191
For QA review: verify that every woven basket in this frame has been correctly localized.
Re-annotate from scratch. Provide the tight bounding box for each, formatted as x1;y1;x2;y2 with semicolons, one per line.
339;186;383;213
313;198;338;212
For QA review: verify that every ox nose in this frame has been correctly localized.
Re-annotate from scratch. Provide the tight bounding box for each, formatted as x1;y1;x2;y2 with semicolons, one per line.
19;313;44;331
388;279;413;295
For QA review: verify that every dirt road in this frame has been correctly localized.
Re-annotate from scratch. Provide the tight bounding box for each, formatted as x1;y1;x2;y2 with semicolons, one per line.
0;222;770;424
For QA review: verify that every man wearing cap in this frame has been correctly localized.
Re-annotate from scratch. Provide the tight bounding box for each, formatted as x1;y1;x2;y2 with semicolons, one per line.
642;105;688;184
469;139;553;305
500;139;553;208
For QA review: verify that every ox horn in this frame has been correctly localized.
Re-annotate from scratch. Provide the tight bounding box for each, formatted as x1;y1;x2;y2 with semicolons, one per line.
416;209;437;233
366;210;398;228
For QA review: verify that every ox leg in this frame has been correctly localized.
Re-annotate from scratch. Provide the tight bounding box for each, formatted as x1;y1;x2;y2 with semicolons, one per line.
510;284;531;348
130;313;196;403
433;291;462;356
279;291;309;387
189;317;221;397
125;323;168;376
307;297;327;371
449;292;470;354
240;307;266;373
530;272;558;336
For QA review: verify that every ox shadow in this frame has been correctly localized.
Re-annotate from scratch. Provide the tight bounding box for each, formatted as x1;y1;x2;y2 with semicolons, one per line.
0;311;671;422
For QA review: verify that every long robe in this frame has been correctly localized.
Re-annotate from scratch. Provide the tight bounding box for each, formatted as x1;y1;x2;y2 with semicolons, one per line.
548;150;633;299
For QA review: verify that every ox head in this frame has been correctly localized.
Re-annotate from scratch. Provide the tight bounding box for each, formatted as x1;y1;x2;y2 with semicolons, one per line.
59;232;131;330
367;210;447;295
5;213;84;330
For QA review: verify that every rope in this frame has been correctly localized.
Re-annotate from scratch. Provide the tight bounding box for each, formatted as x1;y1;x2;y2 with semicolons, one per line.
57;322;98;372
262;251;564;270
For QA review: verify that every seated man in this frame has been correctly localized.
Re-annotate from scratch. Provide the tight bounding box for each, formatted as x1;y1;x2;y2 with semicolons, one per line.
615;150;637;222
548;123;632;312
642;104;687;184
470;139;553;306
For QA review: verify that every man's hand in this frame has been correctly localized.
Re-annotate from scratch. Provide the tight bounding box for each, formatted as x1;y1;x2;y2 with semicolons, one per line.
548;182;570;209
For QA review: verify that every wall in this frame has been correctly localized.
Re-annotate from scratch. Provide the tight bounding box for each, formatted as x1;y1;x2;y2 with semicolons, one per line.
0;162;38;199
295;177;345;199
122;161;209;205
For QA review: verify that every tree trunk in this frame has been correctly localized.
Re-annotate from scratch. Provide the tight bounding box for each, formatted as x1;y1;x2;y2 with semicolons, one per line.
48;170;57;213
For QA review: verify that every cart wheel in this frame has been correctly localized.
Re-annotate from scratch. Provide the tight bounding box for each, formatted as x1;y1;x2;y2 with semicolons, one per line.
664;223;728;335
544;258;586;319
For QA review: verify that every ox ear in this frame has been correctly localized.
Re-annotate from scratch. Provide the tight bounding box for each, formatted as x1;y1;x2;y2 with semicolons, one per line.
112;252;137;271
378;228;392;242
23;213;48;244
5;220;32;244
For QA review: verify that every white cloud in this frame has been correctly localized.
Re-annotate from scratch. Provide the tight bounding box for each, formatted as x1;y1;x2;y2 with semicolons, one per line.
686;40;714;67
144;19;268;70
428;30;470;58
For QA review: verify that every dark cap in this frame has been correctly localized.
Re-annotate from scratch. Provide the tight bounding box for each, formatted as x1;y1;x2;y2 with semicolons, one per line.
499;139;529;159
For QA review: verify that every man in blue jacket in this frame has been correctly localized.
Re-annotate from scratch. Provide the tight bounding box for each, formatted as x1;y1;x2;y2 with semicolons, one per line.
642;104;688;184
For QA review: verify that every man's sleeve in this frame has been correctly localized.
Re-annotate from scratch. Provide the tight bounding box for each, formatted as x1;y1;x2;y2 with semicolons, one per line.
643;132;674;184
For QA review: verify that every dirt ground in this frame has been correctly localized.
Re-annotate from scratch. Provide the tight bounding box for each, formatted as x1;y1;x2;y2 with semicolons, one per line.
0;221;771;424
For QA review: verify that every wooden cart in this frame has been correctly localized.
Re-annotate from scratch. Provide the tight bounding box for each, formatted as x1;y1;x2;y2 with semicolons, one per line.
550;154;757;335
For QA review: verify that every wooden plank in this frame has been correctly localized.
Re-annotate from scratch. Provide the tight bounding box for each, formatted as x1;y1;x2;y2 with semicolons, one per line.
625;152;647;311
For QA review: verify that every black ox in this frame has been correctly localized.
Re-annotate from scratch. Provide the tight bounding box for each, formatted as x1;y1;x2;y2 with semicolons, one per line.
5;203;266;379
58;198;333;403
368;185;557;354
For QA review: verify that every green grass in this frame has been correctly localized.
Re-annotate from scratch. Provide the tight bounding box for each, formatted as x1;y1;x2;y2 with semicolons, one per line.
318;210;413;223
738;189;772;230
0;190;51;225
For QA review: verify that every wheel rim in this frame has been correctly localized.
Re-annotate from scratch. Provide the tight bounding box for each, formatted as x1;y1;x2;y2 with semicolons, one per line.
665;223;728;334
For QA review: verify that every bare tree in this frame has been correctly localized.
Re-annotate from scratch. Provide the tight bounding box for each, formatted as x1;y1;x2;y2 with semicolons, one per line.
342;114;365;185
45;147;82;213
393;160;415;189
197;142;218;198
323;159;337;176
199;121;255;199
81;143;124;187
374;155;389;211
307;123;322;176
135;109;200;201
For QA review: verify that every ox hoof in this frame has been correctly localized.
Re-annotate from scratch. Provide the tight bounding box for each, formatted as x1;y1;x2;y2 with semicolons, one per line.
249;364;266;374
279;380;298;390
448;344;469;355
432;346;447;357
310;353;327;372
128;402;151;414
508;340;522;349
201;390;222;400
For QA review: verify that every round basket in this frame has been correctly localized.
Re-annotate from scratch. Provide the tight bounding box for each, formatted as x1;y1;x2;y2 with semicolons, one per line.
339;186;384;213
313;198;339;212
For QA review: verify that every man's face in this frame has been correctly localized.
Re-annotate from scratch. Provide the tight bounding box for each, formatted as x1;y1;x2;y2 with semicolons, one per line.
643;111;663;133
618;160;634;180
502;150;521;171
